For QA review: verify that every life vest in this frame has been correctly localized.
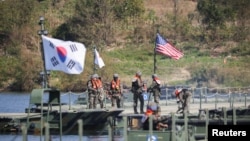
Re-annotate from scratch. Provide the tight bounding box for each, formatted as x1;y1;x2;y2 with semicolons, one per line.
91;79;103;89
145;109;153;116
141;109;153;123
111;79;121;90
175;88;182;97
153;77;161;85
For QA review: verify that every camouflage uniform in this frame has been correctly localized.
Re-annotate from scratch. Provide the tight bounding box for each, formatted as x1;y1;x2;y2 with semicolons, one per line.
110;74;123;108
148;74;161;105
141;102;168;130
175;88;192;114
87;74;104;109
131;71;145;114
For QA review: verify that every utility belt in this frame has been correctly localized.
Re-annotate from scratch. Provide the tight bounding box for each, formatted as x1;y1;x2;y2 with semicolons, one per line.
111;93;122;100
111;90;121;96
112;93;121;97
111;89;120;93
89;88;105;98
132;87;143;94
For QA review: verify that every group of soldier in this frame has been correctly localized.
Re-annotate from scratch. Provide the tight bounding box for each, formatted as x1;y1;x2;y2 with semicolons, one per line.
86;71;192;131
86;73;122;109
86;71;192;114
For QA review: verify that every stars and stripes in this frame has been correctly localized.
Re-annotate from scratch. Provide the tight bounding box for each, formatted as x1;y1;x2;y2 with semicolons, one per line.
155;33;183;60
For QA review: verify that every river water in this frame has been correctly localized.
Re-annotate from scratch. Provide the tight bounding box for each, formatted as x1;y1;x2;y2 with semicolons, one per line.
0;92;124;141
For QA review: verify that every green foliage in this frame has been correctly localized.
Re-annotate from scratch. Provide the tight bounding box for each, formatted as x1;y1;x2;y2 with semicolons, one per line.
197;0;234;28
0;56;21;89
54;0;145;47
230;41;250;56
113;0;145;19
197;0;249;43
0;0;36;54
53;0;118;46
0;0;35;30
0;0;249;91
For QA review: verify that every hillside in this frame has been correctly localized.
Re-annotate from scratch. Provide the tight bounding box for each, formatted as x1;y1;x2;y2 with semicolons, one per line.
0;0;249;92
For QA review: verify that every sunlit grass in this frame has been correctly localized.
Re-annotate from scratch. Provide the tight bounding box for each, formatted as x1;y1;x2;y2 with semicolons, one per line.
105;43;250;87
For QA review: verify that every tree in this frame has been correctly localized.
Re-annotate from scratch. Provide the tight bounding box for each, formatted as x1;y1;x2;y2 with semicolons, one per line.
54;0;116;46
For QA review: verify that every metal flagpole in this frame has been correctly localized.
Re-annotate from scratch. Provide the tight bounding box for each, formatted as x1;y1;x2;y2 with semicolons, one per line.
93;45;97;74
150;31;159;105
38;16;49;89
154;44;156;74
154;30;159;74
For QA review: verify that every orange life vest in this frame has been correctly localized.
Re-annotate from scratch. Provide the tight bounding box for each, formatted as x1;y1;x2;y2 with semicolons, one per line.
145;109;153;116
111;79;121;89
134;75;140;81
91;79;103;89
153;77;161;85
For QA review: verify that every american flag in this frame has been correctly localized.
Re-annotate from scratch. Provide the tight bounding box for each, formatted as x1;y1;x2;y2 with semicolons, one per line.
155;33;183;60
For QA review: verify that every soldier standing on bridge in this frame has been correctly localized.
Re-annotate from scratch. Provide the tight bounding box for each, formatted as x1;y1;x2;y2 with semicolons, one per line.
147;74;161;105
110;73;123;108
131;71;146;114
87;74;104;109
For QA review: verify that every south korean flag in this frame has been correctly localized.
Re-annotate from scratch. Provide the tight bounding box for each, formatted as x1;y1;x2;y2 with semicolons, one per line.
42;35;86;74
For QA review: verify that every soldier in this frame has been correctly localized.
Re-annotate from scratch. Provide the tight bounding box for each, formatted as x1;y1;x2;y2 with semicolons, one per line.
131;71;146;114
175;88;192;114
110;73;123;108
147;74;161;105
87;74;104;109
96;75;105;108
141;102;168;131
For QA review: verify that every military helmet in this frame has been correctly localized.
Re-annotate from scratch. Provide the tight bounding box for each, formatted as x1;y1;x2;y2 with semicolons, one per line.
113;73;119;78
136;71;142;76
175;88;182;96
147;102;158;111
92;73;99;78
152;74;157;78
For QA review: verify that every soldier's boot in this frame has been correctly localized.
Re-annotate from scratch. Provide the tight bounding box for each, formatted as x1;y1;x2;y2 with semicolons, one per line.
100;102;104;108
93;104;97;109
140;105;144;114
89;103;93;109
133;106;138;114
117;103;121;108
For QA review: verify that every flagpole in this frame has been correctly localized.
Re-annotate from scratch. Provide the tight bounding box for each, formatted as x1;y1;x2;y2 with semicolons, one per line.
154;30;159;74
154;44;156;74
93;45;97;74
38;16;49;89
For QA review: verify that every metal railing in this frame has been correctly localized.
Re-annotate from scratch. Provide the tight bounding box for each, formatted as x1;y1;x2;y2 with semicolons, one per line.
14;86;250;141
57;86;250;111
19;106;250;141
